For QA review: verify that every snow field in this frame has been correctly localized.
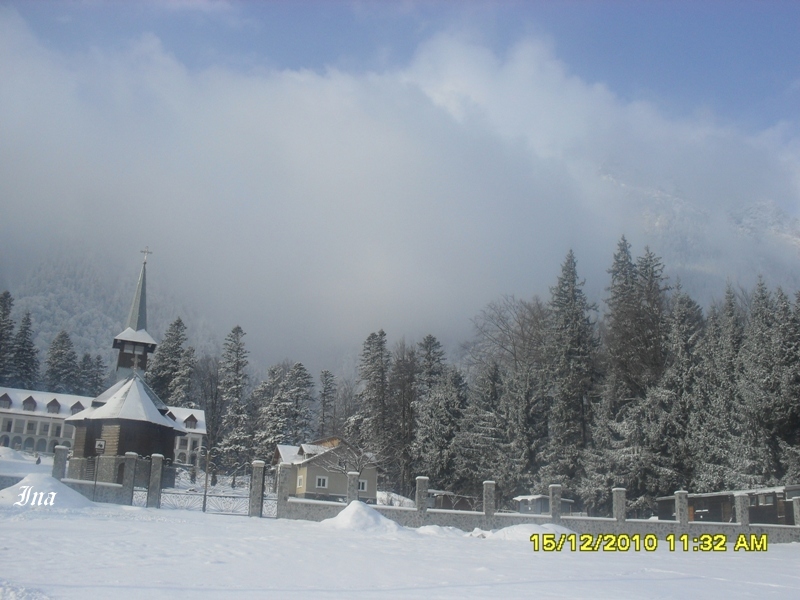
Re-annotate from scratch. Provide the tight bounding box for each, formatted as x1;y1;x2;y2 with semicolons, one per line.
0;491;799;599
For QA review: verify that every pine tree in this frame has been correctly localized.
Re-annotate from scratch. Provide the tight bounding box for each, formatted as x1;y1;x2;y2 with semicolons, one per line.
45;330;79;394
413;366;467;489
317;370;336;438
0;291;15;385
737;278;781;484
168;346;196;408
11;311;38;389
146;317;190;404
417;334;445;399
388;340;418;495
688;286;747;491
217;326;251;467
356;330;392;451
77;353;95;395
255;364;293;455
453;362;508;497
285;362;314;444
538;250;598;492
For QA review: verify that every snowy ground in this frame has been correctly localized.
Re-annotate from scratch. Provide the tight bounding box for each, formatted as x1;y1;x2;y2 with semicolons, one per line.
0;447;53;477
2;475;800;599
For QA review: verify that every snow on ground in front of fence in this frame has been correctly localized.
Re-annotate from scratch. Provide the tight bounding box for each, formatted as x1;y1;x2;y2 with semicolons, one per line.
0;448;53;476
1;491;799;600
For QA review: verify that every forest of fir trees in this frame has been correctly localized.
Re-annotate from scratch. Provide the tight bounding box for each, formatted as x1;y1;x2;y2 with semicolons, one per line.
2;235;800;516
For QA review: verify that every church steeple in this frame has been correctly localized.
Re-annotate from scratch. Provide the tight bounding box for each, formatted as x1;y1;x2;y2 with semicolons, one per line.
113;249;157;381
125;250;149;331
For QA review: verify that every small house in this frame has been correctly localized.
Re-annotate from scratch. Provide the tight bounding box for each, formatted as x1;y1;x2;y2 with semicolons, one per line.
272;437;378;504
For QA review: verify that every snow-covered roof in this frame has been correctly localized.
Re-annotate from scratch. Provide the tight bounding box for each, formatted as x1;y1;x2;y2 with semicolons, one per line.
512;494;574;503
65;373;184;431
656;485;800;501
113;327;157;347
165;406;207;435
276;445;301;464
0;387;91;418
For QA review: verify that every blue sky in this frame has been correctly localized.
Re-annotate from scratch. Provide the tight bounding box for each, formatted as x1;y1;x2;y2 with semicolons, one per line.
2;1;800;372
12;1;800;130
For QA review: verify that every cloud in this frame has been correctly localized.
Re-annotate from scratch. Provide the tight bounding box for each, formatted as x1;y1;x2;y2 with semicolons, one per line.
0;9;799;374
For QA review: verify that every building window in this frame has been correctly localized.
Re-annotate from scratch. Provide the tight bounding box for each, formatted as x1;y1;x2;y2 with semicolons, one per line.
13;420;23;434
316;476;328;489
47;400;60;414
26;421;36;434
54;425;61;438
0;395;11;409
764;495;775;506
179;438;188;449
71;403;84;415
22;397;36;411
297;476;303;488
191;439;198;451
40;423;49;436
358;479;367;492
184;418;197;429
2;419;11;432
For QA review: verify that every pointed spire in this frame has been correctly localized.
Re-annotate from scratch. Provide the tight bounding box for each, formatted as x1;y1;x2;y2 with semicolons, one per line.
126;259;147;331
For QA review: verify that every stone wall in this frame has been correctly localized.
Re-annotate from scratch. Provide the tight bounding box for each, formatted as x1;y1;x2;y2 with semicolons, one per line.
269;466;800;544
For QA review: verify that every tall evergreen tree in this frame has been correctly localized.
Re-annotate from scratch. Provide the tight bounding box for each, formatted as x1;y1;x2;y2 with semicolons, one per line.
11;311;38;389
413;366;467;490
45;331;79;394
388;340;418;495
355;330;391;451
146;317;190;403
169;346;197;408
0;291;15;385
218;326;251;467
317;370;336;438
417;334;445;399
538;250;597;491
285;362;314;444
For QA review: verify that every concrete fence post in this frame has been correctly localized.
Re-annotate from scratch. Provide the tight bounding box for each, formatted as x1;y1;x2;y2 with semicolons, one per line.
249;460;266;517
675;490;689;525
735;493;750;526
52;445;68;480
276;462;290;518
122;452;137;506
549;484;562;524
147;454;163;508
793;497;800;528
483;480;496;529
612;488;627;522
346;471;359;503
415;476;429;526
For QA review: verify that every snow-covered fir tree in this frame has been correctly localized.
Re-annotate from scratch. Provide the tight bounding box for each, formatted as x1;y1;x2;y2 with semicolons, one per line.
146;317;193;404
537;250;598;493
0;291;14;385
45;330;79;394
413;366;467;490
355;330;391;450
317;369;336;438
217;325;252;467
11;311;38;389
168;346;196;408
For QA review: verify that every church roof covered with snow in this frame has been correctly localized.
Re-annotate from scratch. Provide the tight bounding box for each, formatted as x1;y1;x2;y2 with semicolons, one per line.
66;372;183;432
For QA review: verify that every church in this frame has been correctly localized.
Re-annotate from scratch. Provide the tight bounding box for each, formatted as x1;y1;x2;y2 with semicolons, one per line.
0;252;206;475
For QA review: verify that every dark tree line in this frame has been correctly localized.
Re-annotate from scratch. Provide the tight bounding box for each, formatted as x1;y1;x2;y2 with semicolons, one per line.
0;291;106;396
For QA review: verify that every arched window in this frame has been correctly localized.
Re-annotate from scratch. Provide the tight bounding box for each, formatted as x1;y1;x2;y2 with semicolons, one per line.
23;437;35;451
35;439;47;452
177;452;187;463
0;434;9;447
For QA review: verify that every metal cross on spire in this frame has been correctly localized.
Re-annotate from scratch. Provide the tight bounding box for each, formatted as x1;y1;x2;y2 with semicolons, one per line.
141;246;153;264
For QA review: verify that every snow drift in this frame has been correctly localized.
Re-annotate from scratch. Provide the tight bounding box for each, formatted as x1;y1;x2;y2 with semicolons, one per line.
0;473;95;509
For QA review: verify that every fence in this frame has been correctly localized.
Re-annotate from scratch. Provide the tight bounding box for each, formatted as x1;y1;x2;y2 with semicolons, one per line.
48;447;800;543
